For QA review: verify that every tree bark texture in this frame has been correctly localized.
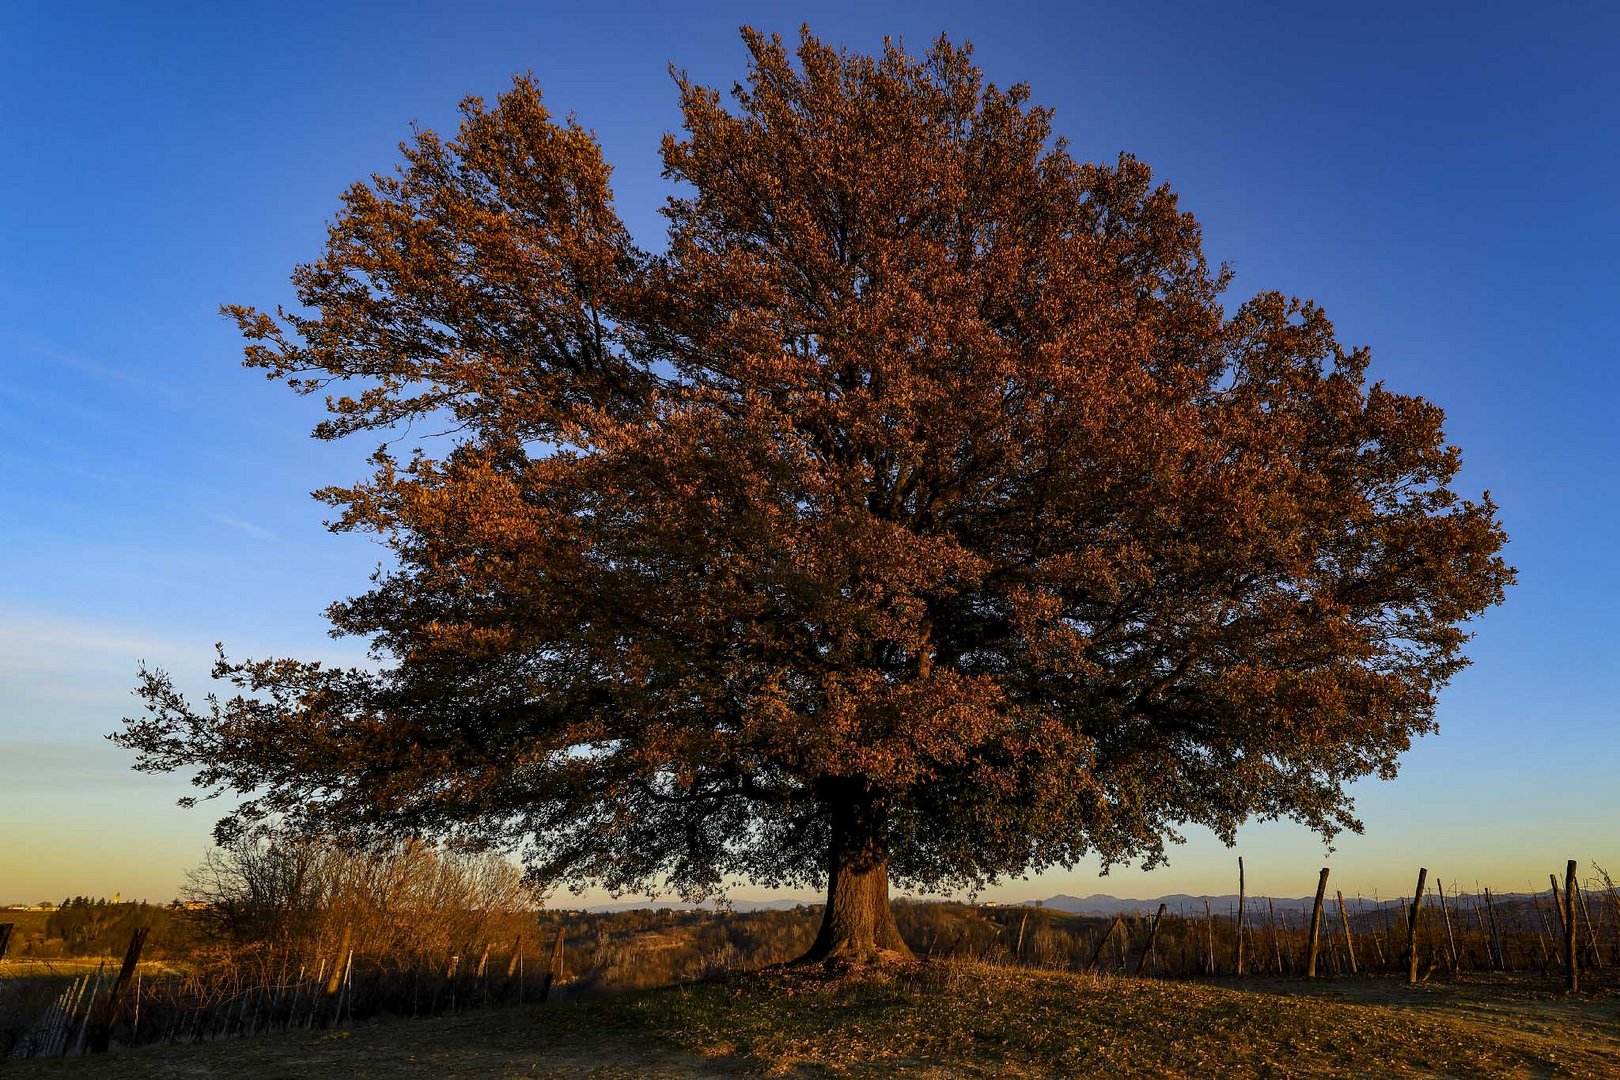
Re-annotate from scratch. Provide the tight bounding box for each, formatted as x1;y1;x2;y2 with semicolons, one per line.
800;795;913;964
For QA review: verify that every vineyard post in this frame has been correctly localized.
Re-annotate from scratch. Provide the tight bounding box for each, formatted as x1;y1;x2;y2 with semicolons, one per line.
322;925;352;1026
1405;868;1427;985
1267;899;1283;974
539;927;566;1003
1235;857;1247;975
1574;879;1604;967
1087;915;1125;973
1530;889;1555;968
1462;891;1482;968
88;926;147;1052
1306;868;1330;977
66;971;93;1053
1134;903;1168;977
1483;888;1505;970
1564;860;1580;992
1393;900;1406;974
72;960;106;1054
1203;899;1215;976
324;927;351;997
337;949;354;1027
1435;879;1458;970
1335;891;1357;975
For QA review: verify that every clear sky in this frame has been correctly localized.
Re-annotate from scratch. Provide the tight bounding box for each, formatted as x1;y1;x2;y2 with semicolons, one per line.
2;1;1616;907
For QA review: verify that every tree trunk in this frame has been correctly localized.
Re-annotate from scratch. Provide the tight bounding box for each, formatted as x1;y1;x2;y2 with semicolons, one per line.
798;794;913;965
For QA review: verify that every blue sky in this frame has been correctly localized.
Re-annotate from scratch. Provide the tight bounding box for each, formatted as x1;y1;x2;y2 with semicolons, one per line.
2;1;1615;905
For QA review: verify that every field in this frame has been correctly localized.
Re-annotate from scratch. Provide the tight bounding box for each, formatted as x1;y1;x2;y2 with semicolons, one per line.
7;890;1619;1075
7;962;1620;1078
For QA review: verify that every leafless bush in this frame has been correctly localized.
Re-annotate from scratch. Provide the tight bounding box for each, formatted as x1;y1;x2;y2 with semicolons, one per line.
184;833;536;971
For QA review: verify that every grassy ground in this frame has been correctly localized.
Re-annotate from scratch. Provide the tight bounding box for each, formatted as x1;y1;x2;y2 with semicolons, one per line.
10;962;1620;1078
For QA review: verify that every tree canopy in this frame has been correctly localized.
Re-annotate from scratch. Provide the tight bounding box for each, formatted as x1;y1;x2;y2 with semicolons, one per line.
116;28;1511;962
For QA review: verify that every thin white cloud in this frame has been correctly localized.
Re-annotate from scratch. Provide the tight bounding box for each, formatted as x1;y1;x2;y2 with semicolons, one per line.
0;609;371;685
1;327;185;408
0;739;182;791
0;612;186;676
209;513;279;542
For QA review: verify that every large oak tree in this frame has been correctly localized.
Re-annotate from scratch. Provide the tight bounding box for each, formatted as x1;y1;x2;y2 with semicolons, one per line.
117;29;1511;963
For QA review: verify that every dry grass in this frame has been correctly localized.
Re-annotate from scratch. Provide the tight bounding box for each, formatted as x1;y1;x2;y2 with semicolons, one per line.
625;962;1620;1077
10;962;1620;1078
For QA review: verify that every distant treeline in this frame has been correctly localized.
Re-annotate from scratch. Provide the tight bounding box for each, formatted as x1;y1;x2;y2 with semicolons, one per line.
12;899;199;960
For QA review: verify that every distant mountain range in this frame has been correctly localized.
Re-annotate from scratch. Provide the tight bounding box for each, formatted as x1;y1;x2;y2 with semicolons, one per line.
1020;893;1318;916
582;898;815;913
579;889;1540;915
1018;890;1539;916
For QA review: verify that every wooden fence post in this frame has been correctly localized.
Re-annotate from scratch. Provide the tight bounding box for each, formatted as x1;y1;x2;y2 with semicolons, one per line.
1267;899;1283;974
1435;880;1458;970
73;961;105;1053
336;948;354;1027
1133;904;1168;977
88;926;147;1052
1203;899;1215;976
1405;868;1427;985
1087;915;1125;973
538;927;566;1003
1574;879;1604;967
322;924;352;1025
1530;890;1555;968
0;922;12;961
1483;888;1505;970
1235;857;1247;975
1306;868;1329;978
1467;891;1487;969
1335;891;1357;975
1564;860;1580;992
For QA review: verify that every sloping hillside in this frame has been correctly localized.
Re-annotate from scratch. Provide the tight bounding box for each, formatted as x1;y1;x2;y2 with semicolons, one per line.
12;963;1620;1078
